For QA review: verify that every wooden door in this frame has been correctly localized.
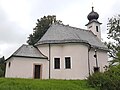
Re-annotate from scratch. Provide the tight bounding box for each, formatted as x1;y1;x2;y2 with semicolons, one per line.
34;65;41;79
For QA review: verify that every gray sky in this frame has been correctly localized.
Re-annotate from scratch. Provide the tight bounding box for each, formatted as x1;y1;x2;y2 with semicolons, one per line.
0;0;120;58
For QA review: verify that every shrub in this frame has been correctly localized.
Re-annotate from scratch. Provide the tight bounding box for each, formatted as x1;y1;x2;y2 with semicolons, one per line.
0;56;6;77
88;65;120;90
0;68;4;77
87;72;104;89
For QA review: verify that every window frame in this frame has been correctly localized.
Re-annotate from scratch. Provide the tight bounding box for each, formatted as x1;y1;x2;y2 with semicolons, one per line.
65;57;71;69
54;57;60;69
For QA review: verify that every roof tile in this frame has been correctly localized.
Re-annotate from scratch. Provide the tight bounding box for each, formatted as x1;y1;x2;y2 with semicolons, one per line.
12;44;47;59
36;23;107;50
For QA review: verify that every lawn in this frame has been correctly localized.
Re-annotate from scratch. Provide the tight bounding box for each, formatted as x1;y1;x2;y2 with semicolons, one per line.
0;78;95;90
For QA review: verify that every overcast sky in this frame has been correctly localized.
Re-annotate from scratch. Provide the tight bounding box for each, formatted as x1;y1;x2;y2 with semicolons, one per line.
0;0;120;58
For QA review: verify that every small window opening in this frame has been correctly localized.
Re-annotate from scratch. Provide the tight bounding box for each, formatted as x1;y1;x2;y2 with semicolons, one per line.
94;67;100;73
8;62;11;68
96;26;99;32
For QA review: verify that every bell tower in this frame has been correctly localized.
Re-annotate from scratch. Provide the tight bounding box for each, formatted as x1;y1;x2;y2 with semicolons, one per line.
85;7;102;40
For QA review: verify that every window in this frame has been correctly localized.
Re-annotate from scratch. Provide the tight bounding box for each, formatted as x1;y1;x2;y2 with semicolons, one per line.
65;57;71;69
94;67;100;73
96;26;99;32
54;58;60;69
8;62;11;68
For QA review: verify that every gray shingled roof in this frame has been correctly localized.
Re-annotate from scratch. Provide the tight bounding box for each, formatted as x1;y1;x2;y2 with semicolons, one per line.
36;23;107;50
11;44;47;59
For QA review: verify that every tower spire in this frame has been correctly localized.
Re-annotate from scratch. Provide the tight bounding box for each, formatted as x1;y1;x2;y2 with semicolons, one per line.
92;1;94;11
85;6;102;40
92;6;94;11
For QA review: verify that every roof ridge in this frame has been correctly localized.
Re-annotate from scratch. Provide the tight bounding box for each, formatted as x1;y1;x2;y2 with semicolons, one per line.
54;23;90;33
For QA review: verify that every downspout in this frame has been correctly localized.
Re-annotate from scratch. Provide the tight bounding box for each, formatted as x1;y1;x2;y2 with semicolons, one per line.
88;45;91;76
94;49;98;67
48;44;51;79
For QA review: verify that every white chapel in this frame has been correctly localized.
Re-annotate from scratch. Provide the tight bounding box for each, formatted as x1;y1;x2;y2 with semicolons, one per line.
5;7;108;79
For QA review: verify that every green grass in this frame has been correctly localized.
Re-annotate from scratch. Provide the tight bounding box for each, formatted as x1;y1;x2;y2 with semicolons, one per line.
0;78;95;90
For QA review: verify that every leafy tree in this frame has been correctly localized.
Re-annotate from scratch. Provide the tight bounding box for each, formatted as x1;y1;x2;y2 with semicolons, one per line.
27;15;62;45
107;15;120;65
0;56;5;77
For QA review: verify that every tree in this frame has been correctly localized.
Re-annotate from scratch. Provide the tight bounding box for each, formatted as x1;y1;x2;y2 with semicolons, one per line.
107;15;120;65
0;56;5;77
27;15;62;45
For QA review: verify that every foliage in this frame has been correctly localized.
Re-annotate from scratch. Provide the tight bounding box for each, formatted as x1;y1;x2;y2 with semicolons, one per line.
109;51;120;66
0;78;95;90
107;15;120;65
0;56;5;77
27;15;62;45
87;72;104;88
88;15;120;90
88;65;120;90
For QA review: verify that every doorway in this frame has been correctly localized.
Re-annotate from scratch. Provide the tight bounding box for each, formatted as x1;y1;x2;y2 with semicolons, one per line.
34;65;42;79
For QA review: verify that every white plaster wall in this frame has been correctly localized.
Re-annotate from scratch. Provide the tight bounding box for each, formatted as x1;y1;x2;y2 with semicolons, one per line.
38;43;89;79
5;57;13;78
97;50;108;72
5;57;49;79
38;44;49;57
5;43;108;80
89;49;108;74
87;22;101;40
61;43;88;79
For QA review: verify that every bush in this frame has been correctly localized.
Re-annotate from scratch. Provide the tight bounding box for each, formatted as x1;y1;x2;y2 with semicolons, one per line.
0;68;4;77
87;72;104;89
88;65;120;90
0;64;6;77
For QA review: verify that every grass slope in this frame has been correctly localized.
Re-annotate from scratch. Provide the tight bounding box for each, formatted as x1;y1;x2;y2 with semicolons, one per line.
0;78;95;90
